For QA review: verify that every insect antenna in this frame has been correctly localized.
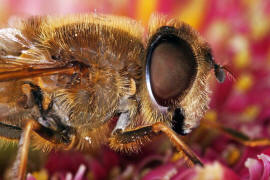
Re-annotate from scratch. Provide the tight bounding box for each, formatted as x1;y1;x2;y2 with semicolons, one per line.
222;64;236;81
214;63;236;83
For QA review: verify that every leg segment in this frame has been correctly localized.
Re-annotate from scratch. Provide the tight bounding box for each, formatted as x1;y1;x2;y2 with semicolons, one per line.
3;119;75;180
18;121;33;180
110;122;203;167
152;122;203;166
0;66;76;82
201;119;270;147
0;122;22;140
5;121;34;180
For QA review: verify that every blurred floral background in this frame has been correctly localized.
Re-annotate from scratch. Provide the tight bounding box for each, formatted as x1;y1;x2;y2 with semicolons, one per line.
0;0;270;179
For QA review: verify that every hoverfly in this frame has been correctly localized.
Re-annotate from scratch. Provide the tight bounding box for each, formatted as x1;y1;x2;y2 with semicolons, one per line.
0;14;269;180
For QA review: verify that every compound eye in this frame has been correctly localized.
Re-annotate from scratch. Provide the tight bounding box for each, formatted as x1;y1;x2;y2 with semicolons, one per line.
147;36;197;107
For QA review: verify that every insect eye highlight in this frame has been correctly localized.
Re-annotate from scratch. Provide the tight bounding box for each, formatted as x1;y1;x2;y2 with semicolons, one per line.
146;28;197;107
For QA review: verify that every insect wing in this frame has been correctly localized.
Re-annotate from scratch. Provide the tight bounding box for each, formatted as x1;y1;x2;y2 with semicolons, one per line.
0;27;74;134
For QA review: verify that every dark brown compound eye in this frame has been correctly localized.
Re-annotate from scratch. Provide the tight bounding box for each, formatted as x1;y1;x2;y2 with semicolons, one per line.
146;27;197;107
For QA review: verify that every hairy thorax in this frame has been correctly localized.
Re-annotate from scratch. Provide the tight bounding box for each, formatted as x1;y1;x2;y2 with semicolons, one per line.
0;16;144;141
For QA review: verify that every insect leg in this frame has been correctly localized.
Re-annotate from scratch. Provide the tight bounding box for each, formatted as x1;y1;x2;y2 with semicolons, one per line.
6;120;35;180
110;122;203;167
152;122;203;166
24;82;76;149
0;66;77;82
201;119;270;147
0;122;22;141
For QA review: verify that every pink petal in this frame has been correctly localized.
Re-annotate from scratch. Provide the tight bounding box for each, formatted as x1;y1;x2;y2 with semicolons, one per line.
257;154;270;180
245;158;263;180
65;173;73;180
171;168;195;180
74;164;86;180
26;173;36;180
142;163;178;180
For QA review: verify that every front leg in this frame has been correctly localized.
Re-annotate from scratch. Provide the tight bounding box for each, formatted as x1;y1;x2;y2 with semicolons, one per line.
201;118;270;147
109;122;203;167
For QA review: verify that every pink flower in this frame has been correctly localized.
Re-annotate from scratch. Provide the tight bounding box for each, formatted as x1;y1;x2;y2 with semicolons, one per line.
2;0;270;179
245;149;270;180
